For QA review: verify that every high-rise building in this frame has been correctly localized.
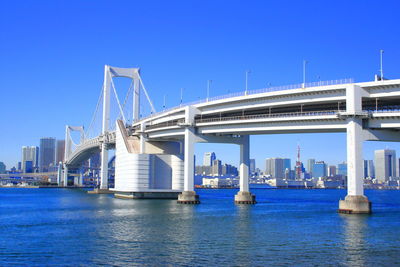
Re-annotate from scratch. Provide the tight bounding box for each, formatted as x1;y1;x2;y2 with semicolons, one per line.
212;159;222;176
337;162;347;176
364;160;375;178
328;165;336;177
22;146;39;173
56;140;65;164
39;137;56;172
249;159;256;174
312;161;327;178
307;159;315;176
283;158;291;171
203;152;216;166
265;158;285;179
25;161;33;173
375;149;397;183
0;162;6;174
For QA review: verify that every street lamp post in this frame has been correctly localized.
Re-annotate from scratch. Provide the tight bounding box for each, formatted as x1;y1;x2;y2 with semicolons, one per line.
302;60;308;88
245;70;251;95
180;88;183;106
380;49;384;80
207;80;212;101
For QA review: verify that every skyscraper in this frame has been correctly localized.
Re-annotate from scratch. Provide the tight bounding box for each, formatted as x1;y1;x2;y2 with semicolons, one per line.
337;162;347;176
312;161;327;178
265;158;285;178
375;149;397;183
364;160;375;178
283;158;291;171
328;165;336;177
0;162;6;174
249;159;256;174
22;146;39;173
307;159;315;176
203;152;216;166
39;137;56;172
56;140;65;164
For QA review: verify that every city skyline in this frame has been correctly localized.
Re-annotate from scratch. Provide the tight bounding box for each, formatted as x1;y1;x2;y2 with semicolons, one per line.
2;1;400;169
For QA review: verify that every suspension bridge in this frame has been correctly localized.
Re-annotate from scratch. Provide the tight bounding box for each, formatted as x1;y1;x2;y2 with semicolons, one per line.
61;64;400;213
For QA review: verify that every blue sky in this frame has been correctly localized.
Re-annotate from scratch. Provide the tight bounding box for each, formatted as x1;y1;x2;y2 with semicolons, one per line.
1;0;400;170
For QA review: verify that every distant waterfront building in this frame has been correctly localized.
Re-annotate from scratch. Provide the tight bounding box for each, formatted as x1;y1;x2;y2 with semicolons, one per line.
364;160;375;178
212;159;222;176
56;140;65;164
222;163;238;176
17;162;21;171
249;159;256;173
0;162;6;174
22;146;39;173
307;159;315;176
39;137;56;172
337;162;347;176
375;149;397;183
312;161;327;178
265;158;285;179
203;152;216;167
25;161;33;173
283;158;291;171
328;165;336;177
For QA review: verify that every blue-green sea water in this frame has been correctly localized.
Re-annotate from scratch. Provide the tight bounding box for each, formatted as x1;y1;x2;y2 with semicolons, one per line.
0;188;399;266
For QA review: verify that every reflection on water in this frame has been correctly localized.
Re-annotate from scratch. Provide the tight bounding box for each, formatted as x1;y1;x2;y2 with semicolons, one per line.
341;214;368;267
233;205;252;266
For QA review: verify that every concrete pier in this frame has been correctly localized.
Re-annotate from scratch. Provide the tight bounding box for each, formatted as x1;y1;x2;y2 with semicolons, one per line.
234;191;256;204
87;188;113;194
338;195;372;214
234;135;256;204
177;191;200;204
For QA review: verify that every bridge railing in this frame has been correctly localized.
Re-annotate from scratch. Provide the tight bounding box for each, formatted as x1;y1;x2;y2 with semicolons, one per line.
195;110;341;124
141;78;354;121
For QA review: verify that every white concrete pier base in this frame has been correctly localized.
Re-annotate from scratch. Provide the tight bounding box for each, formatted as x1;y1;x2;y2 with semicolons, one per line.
339;195;371;214
235;191;256;204
234;135;256;204
177;191;200;204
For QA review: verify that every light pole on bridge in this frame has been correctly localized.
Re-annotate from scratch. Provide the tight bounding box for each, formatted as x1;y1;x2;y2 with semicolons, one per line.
245;70;251;95
207;80;212;102
302;60;308;88
380;49;384;80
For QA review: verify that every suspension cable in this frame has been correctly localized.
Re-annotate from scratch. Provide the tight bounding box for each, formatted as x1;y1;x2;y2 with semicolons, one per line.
138;75;156;114
109;72;127;123
86;85;104;138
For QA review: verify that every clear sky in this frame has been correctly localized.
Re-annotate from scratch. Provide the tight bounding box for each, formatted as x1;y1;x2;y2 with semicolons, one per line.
1;0;400;170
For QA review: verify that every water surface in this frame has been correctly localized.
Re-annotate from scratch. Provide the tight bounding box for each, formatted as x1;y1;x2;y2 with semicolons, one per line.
0;188;399;266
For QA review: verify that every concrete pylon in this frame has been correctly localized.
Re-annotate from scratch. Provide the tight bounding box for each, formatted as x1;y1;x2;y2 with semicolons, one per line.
177;127;199;204
338;84;371;214
339;118;371;213
234;135;256;204
63;165;69;187
178;106;200;204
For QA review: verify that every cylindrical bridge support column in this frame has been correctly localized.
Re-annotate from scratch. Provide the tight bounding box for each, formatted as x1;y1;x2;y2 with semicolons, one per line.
57;162;63;186
100;143;109;190
339;118;371;214
235;135;256;204
63;165;69;187
177;127;199;204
